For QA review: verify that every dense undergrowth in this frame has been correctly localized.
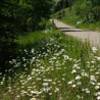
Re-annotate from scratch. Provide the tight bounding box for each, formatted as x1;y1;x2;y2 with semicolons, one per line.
0;25;100;100
54;0;100;31
1;0;100;99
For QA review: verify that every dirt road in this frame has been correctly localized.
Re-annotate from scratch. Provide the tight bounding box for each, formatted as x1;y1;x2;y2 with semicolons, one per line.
54;19;100;47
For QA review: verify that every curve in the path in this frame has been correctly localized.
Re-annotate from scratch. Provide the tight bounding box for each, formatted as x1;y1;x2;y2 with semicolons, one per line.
54;19;100;47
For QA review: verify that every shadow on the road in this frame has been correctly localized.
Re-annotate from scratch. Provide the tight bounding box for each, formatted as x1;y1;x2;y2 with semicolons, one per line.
57;27;70;29
57;27;82;32
61;29;82;32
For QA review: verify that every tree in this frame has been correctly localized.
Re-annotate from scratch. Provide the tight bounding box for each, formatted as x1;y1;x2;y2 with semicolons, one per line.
74;0;100;23
90;0;100;21
0;0;18;76
54;0;74;12
0;0;54;77
31;0;54;29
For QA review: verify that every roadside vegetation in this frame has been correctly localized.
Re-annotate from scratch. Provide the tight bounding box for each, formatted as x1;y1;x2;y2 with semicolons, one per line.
0;25;100;100
0;0;100;100
54;0;100;31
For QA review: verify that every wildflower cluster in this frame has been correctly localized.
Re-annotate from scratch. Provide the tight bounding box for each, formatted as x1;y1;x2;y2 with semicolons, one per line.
0;35;100;100
67;47;100;100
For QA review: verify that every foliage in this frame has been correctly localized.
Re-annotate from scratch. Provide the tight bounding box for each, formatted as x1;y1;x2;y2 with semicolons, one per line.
0;0;18;76
54;0;100;31
0;0;54;76
74;0;100;22
31;0;54;29
54;0;100;23
0;29;100;100
54;0;74;12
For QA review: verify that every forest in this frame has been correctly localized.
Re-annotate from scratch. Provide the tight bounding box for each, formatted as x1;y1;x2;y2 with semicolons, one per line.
0;0;100;100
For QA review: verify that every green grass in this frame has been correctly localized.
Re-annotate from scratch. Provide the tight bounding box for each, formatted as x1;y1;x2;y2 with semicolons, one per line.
17;31;50;46
16;21;54;47
0;28;100;100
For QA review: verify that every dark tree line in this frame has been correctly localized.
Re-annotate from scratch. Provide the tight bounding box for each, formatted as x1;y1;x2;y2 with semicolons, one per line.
54;0;74;12
0;0;54;76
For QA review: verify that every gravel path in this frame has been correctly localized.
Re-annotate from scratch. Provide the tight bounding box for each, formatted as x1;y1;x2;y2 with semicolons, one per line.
54;19;100;47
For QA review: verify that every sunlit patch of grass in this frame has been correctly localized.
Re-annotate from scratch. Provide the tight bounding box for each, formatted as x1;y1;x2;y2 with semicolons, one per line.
16;21;55;47
62;15;100;31
17;31;48;46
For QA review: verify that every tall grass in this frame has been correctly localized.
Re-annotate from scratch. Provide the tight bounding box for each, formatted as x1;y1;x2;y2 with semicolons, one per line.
0;28;100;100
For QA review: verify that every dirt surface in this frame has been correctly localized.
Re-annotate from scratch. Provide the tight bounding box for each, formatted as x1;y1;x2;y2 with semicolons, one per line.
54;19;100;47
